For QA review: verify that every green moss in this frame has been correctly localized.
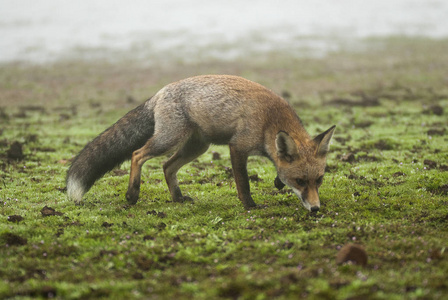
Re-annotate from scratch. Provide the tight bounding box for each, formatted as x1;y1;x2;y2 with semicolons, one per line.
1;36;448;299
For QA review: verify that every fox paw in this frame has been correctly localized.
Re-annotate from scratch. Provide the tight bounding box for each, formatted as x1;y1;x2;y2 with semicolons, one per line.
126;190;139;205
245;204;267;210
173;196;194;203
242;199;257;210
180;196;194;203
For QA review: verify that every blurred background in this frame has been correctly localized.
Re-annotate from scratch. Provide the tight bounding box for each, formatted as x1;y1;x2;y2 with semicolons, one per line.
1;0;447;63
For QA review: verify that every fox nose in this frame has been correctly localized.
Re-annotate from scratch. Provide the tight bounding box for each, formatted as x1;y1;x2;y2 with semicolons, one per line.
310;206;320;212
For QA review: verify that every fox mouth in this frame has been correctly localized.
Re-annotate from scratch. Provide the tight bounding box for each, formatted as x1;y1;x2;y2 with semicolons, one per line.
291;188;312;211
301;200;312;211
280;179;318;212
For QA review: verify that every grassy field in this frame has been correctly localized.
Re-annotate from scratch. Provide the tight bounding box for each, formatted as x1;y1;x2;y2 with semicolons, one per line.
1;36;448;299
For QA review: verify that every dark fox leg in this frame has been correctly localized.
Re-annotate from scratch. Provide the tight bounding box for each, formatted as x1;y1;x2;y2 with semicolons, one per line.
163;133;210;202
229;144;256;209
126;130;191;204
274;176;285;190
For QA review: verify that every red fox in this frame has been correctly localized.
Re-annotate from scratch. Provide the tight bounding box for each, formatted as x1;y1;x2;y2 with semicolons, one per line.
67;75;335;211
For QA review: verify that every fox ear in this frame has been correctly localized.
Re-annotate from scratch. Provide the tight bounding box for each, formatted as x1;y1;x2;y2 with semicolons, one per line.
276;131;298;162
314;125;336;157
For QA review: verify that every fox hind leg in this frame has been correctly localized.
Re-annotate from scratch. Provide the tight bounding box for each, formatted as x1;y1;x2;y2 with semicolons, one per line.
163;133;210;202
126;129;192;204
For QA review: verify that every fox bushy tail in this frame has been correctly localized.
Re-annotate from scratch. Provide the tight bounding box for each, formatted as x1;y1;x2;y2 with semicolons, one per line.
66;99;154;203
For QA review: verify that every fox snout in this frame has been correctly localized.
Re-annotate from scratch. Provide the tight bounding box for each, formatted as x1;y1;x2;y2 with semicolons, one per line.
305;187;320;212
301;196;320;212
310;206;320;212
291;185;320;212
301;195;320;212
275;176;321;212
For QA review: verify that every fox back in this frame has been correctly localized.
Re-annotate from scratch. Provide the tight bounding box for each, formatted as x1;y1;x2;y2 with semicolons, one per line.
149;75;303;150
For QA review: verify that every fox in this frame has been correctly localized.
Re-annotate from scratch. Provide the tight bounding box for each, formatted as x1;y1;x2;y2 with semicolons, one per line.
66;75;335;211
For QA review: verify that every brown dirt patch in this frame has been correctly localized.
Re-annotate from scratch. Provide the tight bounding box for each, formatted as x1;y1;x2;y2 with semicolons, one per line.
1;232;28;246
147;210;167;218
249;174;263;182
336;243;368;266
432;184;448;196
423;104;444;116
7;141;24;160
7;215;24;223
329;95;380;107
424;159;438;169
41;206;64;217
427;128;446;136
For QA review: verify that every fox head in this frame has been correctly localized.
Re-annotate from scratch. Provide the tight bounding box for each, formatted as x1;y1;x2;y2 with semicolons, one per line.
275;125;336;212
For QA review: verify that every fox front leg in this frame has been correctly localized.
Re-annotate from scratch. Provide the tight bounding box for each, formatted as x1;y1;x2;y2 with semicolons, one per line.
229;144;257;209
274;175;285;190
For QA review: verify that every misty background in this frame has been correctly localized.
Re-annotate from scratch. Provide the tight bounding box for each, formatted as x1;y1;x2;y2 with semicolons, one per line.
1;0;448;63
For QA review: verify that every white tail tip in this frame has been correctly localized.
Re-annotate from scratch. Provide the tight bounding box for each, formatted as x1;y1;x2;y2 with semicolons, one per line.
66;178;85;204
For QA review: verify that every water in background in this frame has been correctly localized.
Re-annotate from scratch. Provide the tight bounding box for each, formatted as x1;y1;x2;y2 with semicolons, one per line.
1;0;447;63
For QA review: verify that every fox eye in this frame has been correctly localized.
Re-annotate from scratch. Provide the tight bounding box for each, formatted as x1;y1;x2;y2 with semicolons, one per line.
296;178;307;187
316;176;324;186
